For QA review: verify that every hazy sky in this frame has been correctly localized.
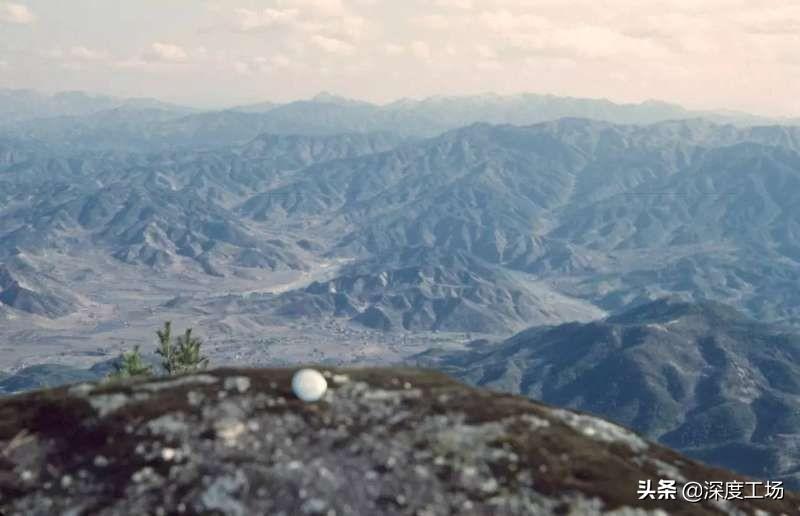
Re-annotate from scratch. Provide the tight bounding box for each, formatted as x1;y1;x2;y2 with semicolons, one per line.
2;0;800;115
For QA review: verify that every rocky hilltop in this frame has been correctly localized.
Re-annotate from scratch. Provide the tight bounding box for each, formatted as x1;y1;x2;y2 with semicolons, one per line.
0;368;797;515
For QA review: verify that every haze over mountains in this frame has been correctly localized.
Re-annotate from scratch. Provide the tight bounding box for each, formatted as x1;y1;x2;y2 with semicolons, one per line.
1;88;795;153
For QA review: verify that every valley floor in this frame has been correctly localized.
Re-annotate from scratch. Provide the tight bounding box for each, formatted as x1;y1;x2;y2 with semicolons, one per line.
0;257;487;373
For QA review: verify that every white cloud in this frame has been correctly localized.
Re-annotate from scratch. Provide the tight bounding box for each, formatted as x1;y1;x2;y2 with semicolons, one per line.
143;42;189;62
233;60;252;75
40;48;64;59
69;46;109;61
475;9;674;61
415;14;451;30
384;43;405;56
434;0;473;9
306;14;368;40
9;0;800;116
311;35;355;55
478;10;549;33
0;2;35;24
278;0;346;17
650;0;749;13
234;7;299;31
736;5;800;35
502;25;673;60
618;13;718;56
113;57;149;69
230;3;372;59
271;54;292;68
485;0;747;11
476;44;497;59
476;60;503;71
410;41;431;61
38;45;113;67
231;53;301;75
60;62;84;71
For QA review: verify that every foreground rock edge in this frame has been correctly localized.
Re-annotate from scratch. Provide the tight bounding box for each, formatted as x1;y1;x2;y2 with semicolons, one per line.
0;367;795;516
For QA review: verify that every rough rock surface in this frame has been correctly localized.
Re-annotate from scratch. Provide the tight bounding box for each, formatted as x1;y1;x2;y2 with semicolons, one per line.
0;368;798;515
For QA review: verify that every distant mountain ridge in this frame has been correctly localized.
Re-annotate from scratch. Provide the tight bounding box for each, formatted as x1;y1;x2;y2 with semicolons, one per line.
234;92;798;130
3;88;799;153
0;89;195;124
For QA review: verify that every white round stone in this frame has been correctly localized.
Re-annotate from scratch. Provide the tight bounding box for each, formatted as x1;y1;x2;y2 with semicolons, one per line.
291;368;328;402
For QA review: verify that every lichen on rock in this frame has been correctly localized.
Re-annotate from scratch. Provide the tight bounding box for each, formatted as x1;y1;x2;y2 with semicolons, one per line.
0;367;798;515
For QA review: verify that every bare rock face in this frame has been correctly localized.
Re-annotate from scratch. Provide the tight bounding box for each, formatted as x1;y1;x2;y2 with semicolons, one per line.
0;368;798;515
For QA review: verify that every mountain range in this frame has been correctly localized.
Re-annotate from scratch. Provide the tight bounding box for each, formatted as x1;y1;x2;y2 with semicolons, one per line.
3;89;797;153
3;111;800;331
416;298;800;488
3;89;800;490
229;119;800;331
